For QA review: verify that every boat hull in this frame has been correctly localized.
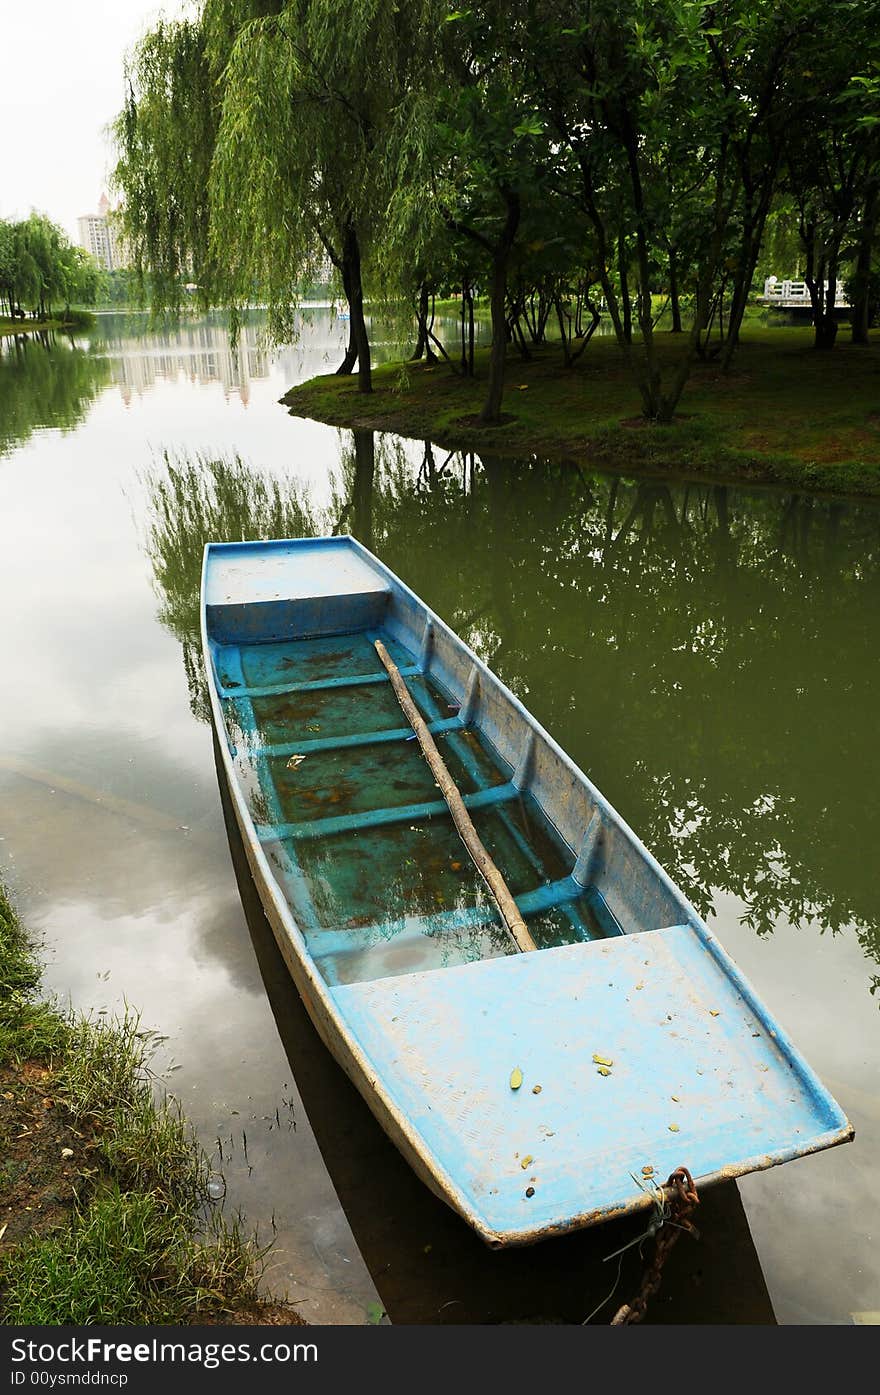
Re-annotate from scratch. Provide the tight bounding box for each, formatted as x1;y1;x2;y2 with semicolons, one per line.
201;535;853;1247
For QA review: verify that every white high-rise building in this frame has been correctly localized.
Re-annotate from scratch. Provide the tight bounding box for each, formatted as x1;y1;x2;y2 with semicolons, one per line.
77;193;129;271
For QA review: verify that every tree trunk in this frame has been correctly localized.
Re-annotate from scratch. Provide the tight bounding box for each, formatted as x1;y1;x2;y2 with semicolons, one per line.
668;246;682;333
410;282;429;360
335;325;358;375
717;137;780;370
342;224;371;392
814;307;839;350
334;258;358;374
555;296;573;367
618;236;632;344
460;278;475;376
409;281;437;362
813;254;840;352
479;191;520;424
851;191;878;346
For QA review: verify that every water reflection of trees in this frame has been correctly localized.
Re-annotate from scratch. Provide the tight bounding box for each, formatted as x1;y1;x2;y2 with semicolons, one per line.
365;440;880;987
143;452;328;720
145;434;880;992
0;332;110;455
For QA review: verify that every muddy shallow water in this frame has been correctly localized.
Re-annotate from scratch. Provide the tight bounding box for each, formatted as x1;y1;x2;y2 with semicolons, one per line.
0;309;877;1324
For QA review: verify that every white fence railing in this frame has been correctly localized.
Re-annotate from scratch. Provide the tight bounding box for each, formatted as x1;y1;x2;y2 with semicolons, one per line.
760;277;849;308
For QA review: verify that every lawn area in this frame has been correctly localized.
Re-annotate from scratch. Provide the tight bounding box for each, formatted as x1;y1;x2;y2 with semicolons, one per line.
283;326;880;496
0;882;304;1326
0;312;93;337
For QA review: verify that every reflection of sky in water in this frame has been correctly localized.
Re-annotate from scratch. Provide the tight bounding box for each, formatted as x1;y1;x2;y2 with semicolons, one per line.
0;309;877;1323
708;893;880;1324
0;312;393;1323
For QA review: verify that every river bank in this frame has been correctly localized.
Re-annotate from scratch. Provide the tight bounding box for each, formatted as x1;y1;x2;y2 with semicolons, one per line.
0;312;94;338
283;326;880;497
0;882;304;1325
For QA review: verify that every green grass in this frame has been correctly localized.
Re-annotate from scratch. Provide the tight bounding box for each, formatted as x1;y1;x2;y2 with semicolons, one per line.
0;883;285;1325
0;310;94;337
283;325;880;497
3;1187;258;1326
0;884;68;1062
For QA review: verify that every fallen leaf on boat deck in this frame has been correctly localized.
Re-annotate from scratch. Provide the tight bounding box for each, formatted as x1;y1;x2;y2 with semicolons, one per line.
532;1084;542;1094
286;754;306;769
709;1010;721;1017
510;1068;523;1090
597;1066;612;1077
592;1054;613;1067
520;1155;534;1169
668;1123;680;1132
641;1166;654;1177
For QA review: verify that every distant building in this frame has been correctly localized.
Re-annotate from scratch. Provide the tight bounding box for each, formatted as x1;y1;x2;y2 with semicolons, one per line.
77;193;129;271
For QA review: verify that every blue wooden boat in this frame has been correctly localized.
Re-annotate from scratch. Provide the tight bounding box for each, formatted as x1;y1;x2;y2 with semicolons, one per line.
201;535;853;1247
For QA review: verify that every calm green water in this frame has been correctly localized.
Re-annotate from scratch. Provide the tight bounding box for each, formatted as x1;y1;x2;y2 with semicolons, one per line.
0;311;877;1325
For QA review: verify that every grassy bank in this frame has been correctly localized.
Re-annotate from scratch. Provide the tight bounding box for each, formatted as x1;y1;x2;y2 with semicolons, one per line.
0;883;302;1325
0;312;94;338
284;326;880;497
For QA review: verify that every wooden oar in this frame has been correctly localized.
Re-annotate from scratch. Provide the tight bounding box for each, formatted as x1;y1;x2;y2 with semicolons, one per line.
374;639;537;954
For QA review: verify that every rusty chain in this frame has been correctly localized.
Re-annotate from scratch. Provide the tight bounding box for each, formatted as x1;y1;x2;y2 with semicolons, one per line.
610;1166;700;1325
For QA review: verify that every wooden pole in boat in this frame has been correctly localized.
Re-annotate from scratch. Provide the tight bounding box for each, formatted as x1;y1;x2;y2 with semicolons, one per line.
373;639;537;954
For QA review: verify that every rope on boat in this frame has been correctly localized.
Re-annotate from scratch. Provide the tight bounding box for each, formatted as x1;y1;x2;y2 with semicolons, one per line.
609;1166;701;1325
373;639;537;954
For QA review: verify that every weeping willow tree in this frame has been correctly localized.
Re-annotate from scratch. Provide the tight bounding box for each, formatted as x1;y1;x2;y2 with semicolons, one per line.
113;0;437;391
113;19;218;316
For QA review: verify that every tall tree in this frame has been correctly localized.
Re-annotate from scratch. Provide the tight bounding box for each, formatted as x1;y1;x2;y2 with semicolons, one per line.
784;11;880;349
115;1;436;393
528;0;729;419
389;3;556;422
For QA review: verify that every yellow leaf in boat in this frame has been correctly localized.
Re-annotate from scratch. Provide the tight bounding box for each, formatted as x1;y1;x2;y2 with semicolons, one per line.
597;1066;612;1077
709;1010;720;1017
668;1123;680;1132
592;1054;613;1067
286;754;306;770
641;1165;654;1177
510;1068;523;1090
520;1154;534;1169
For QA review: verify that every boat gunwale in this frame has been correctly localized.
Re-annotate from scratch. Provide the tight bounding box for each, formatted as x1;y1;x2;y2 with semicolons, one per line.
200;534;853;1245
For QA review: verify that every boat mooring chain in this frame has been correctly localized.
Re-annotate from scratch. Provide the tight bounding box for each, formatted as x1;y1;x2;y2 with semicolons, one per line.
609;1166;701;1325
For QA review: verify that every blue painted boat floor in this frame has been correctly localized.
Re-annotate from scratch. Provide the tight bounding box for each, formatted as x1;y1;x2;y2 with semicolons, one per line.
211;626;619;986
334;926;845;1238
